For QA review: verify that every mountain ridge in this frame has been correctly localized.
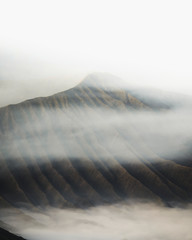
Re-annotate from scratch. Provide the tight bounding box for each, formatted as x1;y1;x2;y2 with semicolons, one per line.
0;73;191;211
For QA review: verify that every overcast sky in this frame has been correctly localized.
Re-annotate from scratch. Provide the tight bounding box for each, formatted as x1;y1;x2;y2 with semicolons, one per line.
0;0;192;107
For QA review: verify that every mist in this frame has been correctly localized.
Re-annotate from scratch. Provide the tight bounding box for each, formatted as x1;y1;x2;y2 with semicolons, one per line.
1;1;192;239
1;203;192;240
1;98;192;164
1;0;192;107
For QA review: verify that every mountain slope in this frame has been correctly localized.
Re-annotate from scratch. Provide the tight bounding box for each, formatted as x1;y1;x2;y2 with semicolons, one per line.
0;228;26;240
0;73;192;209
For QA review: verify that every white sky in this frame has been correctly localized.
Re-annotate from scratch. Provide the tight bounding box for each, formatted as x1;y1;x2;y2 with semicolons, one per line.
0;0;192;106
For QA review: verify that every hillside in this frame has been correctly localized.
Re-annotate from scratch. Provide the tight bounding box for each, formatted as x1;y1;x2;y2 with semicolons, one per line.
0;227;26;240
0;73;192;209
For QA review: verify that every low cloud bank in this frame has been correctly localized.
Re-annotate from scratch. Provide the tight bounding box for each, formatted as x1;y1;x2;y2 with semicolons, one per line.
1;203;192;240
2;104;192;164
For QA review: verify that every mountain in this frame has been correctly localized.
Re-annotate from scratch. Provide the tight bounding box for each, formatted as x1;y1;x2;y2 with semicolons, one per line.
0;227;26;240
0;73;192;211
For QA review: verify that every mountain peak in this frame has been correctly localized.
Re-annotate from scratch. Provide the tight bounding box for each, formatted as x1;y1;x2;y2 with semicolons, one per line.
79;72;126;90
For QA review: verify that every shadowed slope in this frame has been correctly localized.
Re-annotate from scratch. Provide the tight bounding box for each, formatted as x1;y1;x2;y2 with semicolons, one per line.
0;228;26;240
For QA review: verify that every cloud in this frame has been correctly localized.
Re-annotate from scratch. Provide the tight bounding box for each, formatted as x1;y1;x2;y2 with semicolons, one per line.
1;1;192;107
1;202;192;240
2;100;192;165
0;52;85;107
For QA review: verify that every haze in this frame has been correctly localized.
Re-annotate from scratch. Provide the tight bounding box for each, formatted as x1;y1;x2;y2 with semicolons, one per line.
1;203;192;240
1;0;192;106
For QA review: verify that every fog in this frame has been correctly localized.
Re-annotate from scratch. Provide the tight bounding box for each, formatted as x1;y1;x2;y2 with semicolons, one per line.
1;2;192;239
1;0;192;107
1;99;192;164
1;203;192;240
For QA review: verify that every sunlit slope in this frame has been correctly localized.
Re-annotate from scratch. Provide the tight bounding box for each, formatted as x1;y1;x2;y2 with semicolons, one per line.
0;74;192;208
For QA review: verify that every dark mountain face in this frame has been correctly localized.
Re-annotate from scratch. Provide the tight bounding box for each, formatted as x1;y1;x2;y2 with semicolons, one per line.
0;73;192;211
0;227;26;240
